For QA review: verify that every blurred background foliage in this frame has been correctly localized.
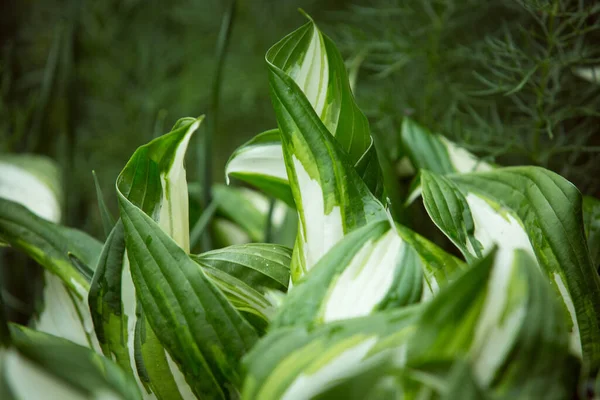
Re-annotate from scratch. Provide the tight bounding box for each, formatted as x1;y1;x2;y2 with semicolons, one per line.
1;0;599;238
0;0;347;235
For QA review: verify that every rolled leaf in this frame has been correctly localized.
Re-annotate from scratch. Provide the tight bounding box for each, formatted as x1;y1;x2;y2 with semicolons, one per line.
266;19;387;279
226;17;386;208
272;220;464;328
112;117;203;399
421;167;600;368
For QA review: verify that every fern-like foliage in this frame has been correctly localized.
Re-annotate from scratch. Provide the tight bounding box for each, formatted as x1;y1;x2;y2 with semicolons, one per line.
332;0;600;194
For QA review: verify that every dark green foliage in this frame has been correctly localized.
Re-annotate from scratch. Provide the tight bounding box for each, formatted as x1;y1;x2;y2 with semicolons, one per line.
332;0;600;194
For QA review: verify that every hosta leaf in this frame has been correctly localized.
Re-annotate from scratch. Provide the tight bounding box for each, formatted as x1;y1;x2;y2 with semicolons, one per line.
118;116;201;252
408;248;575;398
113;117;203;399
192;244;292;332
400;119;494;204
0;198;100;295
0;155;102;352
267;20;387;279
422;167;600;367
242;307;419;400
272;220;464;329
88;220;133;374
193;243;291;290
583;195;600;268
266;15;371;163
226;131;385;208
0;154;62;223
401;118;493;175
420;171;483;263
1;324;141;400
118;193;259;399
0;198;102;350
227;16;388;214
225;129;294;207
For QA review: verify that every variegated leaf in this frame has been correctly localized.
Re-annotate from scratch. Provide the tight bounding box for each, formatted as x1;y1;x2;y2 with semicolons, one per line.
118;191;259;399
242;307;418;400
0;324;141;400
272;220;464;328
0;154;62;223
0;197;101;351
421;167;600;368
104;116;203;399
225;129;293;207
400;118;494;204
266;19;388;281
407;248;576;398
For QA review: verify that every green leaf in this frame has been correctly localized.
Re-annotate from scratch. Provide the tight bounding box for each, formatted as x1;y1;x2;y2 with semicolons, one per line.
225;129;294;207
192;243;291;291
420;170;483;262
408;248;576;397
266;19;387;280
0;158;101;352
424;167;600;367
242;307;419;400
115;116;203;399
117;116;202;252
0;198;100;294
2;324;141;400
118;192;259;399
0;154;63;223
191;243;291;332
266;16;371;163
401;118;493;175
583;195;600;269
226;130;385;210
0;199;101;350
400;119;494;205
88;220;133;374
272;220;463;329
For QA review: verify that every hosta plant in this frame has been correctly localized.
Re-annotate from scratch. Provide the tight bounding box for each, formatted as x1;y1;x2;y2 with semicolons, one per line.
1;13;600;399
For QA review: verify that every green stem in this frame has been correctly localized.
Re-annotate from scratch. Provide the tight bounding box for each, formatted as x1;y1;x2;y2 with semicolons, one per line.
200;0;237;251
190;199;220;251
264;198;276;243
